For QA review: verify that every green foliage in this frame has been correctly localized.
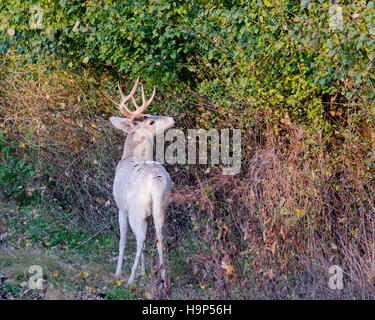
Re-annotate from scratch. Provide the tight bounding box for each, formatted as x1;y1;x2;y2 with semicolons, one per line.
1;1;373;131
105;286;136;300
0;134;38;204
0;0;201;84
1;200;117;259
0;282;21;297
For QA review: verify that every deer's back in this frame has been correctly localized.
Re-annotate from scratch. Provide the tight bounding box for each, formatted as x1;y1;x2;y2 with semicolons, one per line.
113;159;172;214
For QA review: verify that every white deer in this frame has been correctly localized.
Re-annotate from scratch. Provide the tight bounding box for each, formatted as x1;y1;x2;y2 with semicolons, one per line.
109;77;174;286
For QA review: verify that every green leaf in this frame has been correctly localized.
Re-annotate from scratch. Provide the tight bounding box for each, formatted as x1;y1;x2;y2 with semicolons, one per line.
264;0;272;7
301;0;309;10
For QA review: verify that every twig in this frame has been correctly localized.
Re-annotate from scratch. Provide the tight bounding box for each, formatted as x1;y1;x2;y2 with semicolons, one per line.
73;223;111;250
52;135;108;194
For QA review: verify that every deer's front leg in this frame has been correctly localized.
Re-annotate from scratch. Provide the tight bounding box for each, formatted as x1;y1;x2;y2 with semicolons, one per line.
115;210;128;279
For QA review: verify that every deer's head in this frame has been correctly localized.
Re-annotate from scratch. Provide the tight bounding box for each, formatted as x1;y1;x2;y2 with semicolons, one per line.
110;77;174;137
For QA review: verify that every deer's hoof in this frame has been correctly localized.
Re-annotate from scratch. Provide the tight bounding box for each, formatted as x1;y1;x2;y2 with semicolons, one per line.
115;272;122;279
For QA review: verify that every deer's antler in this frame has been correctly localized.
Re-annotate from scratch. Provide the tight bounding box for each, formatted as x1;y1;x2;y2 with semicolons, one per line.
111;77;156;120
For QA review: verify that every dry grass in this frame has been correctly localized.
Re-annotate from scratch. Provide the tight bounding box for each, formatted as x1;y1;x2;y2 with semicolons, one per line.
0;246;112;300
171;122;375;299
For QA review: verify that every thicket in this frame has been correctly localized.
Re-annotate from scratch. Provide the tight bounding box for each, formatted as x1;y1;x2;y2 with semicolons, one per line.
1;0;374;299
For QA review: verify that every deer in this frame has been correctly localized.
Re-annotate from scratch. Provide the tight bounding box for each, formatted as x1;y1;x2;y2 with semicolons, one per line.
109;77;175;287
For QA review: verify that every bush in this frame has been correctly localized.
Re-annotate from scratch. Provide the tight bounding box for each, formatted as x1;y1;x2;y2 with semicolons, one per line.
1;1;373;128
0;134;39;204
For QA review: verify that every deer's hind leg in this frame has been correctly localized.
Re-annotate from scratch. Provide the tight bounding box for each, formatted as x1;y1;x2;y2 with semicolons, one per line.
127;209;148;285
152;192;167;285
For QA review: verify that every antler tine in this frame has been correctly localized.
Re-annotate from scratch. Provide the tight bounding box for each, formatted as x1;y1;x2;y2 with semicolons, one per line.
111;77;155;120
128;84;156;120
118;83;125;99
118;76;139;105
147;86;156;106
141;84;146;107
130;83;145;110
114;77;139;118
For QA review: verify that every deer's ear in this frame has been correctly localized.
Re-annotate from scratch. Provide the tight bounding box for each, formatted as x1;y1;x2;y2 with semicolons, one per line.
110;117;137;133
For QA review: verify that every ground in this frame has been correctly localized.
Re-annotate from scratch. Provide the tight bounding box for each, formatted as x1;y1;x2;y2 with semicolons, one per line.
0;201;210;300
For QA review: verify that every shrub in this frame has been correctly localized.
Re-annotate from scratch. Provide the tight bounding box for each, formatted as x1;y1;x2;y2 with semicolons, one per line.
0;134;39;204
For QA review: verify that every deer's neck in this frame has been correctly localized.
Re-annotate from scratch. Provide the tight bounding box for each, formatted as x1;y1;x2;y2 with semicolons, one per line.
121;131;154;161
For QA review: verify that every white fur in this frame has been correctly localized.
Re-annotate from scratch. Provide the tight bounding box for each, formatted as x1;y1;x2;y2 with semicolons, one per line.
110;114;174;285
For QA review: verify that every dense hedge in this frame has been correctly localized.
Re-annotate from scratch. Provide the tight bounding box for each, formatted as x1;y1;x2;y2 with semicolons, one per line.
1;1;374;132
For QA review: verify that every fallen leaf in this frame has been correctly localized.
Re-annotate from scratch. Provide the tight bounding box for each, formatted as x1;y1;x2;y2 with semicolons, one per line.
129;285;136;292
295;209;304;218
86;286;96;294
114;280;122;286
221;261;234;275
